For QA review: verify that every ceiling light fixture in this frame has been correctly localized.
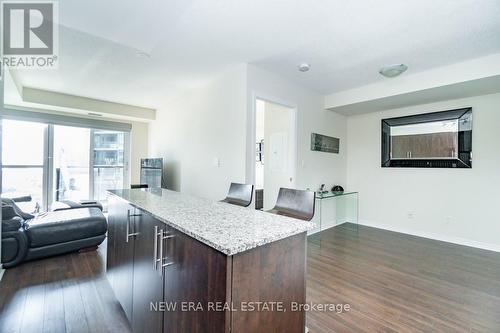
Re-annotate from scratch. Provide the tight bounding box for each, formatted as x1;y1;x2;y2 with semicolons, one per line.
88;112;103;117
298;63;310;72
379;64;408;78
136;51;151;59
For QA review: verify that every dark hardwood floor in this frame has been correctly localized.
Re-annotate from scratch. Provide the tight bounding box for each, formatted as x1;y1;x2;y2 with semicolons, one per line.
1;223;500;333
0;241;131;333
306;223;500;333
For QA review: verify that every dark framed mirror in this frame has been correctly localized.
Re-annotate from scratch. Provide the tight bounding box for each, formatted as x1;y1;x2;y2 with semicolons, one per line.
381;108;472;168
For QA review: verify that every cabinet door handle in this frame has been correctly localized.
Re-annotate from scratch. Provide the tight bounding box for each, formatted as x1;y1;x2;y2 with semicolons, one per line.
158;229;164;276
126;209;130;242
162;232;175;268
126;210;140;242
153;226;163;270
161;233;175;268
153;226;159;270
158;230;175;276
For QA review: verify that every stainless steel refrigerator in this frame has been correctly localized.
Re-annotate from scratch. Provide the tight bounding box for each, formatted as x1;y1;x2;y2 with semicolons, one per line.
140;158;163;188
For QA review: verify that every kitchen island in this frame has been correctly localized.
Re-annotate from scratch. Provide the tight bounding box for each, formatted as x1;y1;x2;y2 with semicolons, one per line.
106;188;313;333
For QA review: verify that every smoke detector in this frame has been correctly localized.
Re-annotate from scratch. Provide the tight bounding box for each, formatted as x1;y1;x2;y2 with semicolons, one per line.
298;63;311;72
379;64;408;78
136;51;151;59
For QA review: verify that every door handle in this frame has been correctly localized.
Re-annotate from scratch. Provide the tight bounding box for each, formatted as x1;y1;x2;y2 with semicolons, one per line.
161;232;175;268
126;209;130;242
153;226;159;270
153;226;165;270
158;229;175;276
126;210;140;242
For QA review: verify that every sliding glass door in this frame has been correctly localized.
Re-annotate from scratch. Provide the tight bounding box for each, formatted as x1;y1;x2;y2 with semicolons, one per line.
1;120;47;212
53;125;91;202
1;118;129;212
92;130;125;203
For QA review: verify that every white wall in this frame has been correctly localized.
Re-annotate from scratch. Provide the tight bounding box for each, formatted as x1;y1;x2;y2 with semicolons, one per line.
149;65;248;200
347;93;500;250
129;121;149;184
255;100;264;189
247;64;347;192
149;63;347;205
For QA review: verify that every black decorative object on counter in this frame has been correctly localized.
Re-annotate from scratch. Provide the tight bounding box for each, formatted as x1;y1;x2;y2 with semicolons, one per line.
317;184;328;194
332;185;344;193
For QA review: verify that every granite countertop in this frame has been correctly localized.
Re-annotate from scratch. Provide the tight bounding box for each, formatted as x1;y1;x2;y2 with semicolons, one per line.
108;188;314;256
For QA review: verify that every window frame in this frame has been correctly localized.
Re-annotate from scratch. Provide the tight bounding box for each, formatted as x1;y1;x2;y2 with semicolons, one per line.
1;112;131;211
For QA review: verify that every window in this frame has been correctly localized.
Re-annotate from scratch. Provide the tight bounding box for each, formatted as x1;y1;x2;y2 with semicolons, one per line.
1;118;130;212
1;120;47;212
93;130;125;203
54;125;91;202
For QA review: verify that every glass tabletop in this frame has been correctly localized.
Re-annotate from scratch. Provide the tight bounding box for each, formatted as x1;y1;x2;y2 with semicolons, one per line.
315;191;358;199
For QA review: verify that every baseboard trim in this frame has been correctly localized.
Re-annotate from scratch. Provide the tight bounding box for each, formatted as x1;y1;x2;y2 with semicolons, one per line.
358;219;500;253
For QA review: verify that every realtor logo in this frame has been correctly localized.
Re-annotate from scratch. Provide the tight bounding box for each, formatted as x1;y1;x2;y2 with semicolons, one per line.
1;1;58;72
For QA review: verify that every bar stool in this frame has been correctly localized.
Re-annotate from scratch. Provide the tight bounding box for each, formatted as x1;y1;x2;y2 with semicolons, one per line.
220;183;254;207
131;184;149;189
268;187;315;221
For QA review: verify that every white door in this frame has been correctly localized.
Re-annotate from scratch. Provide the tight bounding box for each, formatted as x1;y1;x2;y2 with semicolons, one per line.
262;101;296;210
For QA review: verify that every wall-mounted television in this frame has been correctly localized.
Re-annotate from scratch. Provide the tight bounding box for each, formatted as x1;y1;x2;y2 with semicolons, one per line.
381;108;472;168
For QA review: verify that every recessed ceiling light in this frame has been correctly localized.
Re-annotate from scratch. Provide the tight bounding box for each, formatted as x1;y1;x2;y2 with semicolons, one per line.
379;64;408;78
298;63;310;72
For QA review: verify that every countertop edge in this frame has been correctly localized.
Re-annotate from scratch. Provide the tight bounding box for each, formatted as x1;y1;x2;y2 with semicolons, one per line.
107;191;313;256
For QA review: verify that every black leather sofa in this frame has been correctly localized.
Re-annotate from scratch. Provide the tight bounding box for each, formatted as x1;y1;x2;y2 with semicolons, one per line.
1;198;107;268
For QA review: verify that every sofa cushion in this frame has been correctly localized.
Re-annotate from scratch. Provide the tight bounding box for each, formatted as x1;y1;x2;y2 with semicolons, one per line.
26;207;107;248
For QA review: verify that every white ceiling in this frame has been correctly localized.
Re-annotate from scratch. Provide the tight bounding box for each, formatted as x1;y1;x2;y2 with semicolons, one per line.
10;0;500;109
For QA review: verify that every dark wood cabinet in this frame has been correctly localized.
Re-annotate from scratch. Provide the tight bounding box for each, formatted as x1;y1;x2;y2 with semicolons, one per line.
107;196;136;323
230;233;306;332
163;228;229;333
106;198;117;287
107;195;306;333
132;212;164;333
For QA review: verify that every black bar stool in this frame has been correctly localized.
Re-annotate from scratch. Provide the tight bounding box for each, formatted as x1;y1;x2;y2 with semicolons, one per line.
131;184;149;189
268;187;315;221
220;183;254;207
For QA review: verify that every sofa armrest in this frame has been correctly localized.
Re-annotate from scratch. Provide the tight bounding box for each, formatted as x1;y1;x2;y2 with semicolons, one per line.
1;198;34;220
2;216;24;232
2;203;19;220
1;230;29;268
